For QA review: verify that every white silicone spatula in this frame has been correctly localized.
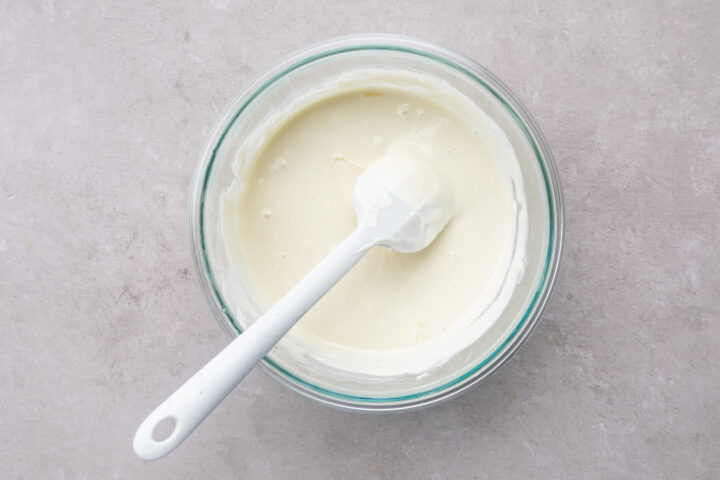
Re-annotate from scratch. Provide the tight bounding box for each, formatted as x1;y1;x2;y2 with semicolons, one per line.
133;141;451;460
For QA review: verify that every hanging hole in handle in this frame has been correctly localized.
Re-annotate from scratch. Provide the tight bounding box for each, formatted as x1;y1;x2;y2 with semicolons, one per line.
152;416;177;442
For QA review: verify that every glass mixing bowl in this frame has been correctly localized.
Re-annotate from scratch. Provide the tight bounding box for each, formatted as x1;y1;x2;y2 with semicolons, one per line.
190;34;564;412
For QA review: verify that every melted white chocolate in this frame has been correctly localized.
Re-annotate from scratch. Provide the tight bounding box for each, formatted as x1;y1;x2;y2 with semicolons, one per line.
222;70;527;376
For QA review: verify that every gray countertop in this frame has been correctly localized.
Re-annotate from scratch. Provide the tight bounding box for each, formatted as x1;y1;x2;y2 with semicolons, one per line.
2;1;718;478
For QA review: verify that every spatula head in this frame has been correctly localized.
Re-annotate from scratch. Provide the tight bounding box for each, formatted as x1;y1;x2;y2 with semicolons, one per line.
353;141;452;253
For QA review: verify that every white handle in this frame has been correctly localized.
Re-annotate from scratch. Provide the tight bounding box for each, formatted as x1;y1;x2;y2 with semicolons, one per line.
134;228;373;460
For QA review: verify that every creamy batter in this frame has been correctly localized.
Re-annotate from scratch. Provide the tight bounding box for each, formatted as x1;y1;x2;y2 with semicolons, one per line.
222;70;527;376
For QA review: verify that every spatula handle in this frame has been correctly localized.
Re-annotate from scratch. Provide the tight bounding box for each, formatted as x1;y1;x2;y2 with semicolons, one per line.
134;228;372;460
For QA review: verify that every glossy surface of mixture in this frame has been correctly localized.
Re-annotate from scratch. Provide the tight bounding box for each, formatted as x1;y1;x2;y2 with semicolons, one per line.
222;71;526;375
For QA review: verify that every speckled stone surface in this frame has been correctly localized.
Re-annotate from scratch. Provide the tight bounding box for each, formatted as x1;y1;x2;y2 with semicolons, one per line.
1;1;718;478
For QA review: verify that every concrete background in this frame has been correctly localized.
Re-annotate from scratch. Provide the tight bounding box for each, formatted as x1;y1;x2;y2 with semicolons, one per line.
1;1;718;478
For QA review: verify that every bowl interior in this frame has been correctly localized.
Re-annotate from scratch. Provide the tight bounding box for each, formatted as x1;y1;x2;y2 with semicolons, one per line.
192;37;562;411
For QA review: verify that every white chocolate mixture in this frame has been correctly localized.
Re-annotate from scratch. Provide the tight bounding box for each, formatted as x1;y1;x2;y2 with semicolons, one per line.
222;71;527;376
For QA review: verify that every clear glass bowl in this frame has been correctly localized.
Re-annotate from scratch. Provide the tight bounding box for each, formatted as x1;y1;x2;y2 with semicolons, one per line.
190;34;564;412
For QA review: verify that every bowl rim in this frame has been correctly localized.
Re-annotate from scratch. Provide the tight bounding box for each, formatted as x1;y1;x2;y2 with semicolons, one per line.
189;33;564;412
